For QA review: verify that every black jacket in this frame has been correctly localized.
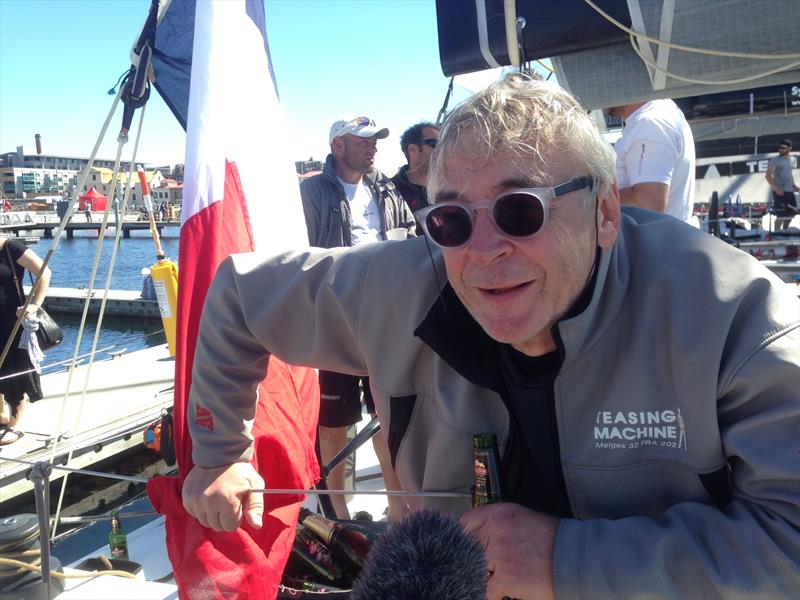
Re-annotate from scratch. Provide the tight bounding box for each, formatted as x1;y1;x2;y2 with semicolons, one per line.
391;164;430;214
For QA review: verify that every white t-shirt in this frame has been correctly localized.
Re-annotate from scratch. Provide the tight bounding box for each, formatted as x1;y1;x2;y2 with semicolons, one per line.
615;99;696;223
338;177;382;245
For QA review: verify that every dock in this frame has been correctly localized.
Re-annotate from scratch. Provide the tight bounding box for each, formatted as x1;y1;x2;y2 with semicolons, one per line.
31;286;162;320
0;219;175;239
0;344;174;505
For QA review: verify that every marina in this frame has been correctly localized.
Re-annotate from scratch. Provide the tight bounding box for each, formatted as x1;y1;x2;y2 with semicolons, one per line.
0;344;174;505
0;213;175;240
0;0;798;598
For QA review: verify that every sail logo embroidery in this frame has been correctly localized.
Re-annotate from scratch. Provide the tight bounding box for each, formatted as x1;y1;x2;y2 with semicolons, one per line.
195;405;214;431
593;408;687;451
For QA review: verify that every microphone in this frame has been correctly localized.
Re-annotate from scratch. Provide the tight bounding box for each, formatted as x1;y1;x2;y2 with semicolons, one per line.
349;509;487;600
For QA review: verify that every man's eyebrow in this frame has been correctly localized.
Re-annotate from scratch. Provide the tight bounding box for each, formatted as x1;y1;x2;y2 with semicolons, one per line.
497;177;540;191
435;178;543;203
434;190;461;203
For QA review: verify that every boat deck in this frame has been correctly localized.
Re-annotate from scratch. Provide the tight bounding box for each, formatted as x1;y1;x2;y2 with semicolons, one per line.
0;344;174;504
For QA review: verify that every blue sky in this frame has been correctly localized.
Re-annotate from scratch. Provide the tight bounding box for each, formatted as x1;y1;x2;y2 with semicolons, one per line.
0;0;516;174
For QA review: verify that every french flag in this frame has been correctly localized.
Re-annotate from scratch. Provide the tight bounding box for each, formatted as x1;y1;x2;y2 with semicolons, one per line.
144;1;321;597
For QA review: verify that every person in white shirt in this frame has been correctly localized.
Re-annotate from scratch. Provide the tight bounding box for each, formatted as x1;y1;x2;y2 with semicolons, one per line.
605;99;696;223
299;116;415;521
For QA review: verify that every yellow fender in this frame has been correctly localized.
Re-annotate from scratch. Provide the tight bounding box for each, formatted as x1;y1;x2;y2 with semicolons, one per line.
149;259;179;356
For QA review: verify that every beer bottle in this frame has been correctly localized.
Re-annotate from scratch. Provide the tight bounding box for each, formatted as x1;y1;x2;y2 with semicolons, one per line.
108;511;129;560
472;433;503;507
301;509;387;541
282;575;347;593
299;509;377;571
287;526;350;587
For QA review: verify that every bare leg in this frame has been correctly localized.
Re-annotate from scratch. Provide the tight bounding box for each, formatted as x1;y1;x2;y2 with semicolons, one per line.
0;394;10;426
318;425;351;519
372;427;408;521
9;398;26;429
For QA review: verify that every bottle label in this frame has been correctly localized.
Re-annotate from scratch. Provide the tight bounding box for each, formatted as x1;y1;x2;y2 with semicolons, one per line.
301;513;335;544
473;448;502;506
110;543;128;560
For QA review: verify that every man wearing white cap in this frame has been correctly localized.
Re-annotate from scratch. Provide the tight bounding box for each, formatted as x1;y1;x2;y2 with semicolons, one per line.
300;116;415;520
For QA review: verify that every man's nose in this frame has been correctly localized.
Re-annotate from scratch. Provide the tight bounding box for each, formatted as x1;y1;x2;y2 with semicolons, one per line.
467;209;511;263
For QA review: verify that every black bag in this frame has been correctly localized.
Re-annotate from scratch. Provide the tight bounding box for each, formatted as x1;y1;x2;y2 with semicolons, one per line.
4;243;62;350
33;307;62;350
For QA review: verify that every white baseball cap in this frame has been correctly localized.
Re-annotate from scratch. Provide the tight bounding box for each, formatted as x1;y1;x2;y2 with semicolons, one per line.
329;116;389;145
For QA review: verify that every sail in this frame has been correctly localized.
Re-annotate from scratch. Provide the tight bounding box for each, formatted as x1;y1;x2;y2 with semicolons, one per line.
144;0;320;597
436;0;800;109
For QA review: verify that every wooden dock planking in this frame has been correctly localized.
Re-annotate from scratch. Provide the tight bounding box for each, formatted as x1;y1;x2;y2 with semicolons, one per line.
0;344;174;505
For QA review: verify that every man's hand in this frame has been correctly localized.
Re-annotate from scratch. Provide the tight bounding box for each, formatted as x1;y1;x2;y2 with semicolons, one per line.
461;503;559;600
182;462;265;532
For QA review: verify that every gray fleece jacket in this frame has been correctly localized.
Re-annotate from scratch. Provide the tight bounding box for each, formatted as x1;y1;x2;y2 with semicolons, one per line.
189;208;800;598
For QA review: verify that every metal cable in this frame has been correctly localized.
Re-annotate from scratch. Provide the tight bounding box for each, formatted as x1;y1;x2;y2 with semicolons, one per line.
51;105;150;541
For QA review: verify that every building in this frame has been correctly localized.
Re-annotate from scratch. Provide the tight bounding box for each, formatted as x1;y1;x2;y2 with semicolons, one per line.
295;159;323;175
1;146;136;173
151;178;184;207
1;165;77;198
152;164;185;183
0;145;180;201
86;167;167;209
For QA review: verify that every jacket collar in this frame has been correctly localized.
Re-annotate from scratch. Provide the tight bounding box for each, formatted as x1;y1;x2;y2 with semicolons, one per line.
415;223;631;378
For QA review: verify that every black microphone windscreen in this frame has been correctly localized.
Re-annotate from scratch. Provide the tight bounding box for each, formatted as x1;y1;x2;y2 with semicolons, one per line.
349;509;487;600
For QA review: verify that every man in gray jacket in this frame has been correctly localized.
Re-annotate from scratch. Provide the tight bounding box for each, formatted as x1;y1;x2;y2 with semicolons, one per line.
300;116;415;520
183;76;799;598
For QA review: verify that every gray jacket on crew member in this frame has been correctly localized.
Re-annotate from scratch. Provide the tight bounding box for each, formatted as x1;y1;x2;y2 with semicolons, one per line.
300;154;416;248
189;208;800;598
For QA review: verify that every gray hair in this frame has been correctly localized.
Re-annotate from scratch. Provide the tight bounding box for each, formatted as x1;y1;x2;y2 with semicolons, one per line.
428;74;615;207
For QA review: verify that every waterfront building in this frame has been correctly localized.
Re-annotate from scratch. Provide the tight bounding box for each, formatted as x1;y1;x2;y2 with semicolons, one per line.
0;145;185;202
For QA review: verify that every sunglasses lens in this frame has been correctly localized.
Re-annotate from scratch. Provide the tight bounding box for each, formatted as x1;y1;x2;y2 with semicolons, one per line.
494;193;545;237
426;205;472;247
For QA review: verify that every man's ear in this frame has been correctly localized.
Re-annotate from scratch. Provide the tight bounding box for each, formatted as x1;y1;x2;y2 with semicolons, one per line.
407;143;421;168
597;181;621;249
331;137;343;156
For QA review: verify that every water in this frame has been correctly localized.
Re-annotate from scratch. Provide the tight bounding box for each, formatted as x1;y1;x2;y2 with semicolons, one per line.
25;228;180;369
7;228;180;560
28;227;180;290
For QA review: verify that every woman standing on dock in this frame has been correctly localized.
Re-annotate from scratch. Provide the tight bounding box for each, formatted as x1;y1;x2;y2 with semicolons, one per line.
0;238;51;445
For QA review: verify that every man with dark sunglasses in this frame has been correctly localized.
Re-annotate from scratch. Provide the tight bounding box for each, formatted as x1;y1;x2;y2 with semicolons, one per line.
183;76;800;599
391;121;441;214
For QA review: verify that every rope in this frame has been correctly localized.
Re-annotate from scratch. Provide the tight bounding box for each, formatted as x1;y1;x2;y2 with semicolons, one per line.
583;0;800;60
0;555;138;580
0;328;165;381
628;35;800;86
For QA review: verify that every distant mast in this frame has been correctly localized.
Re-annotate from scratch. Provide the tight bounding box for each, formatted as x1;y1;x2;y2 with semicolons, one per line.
35;133;42;155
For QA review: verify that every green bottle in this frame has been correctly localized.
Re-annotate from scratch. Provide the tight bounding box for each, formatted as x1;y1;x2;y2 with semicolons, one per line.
472;433;503;507
108;511;129;560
